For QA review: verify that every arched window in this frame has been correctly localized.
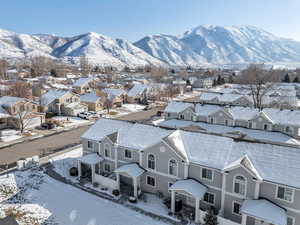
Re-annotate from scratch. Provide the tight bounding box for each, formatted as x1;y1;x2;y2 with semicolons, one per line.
169;159;177;176
233;175;246;196
148;154;155;170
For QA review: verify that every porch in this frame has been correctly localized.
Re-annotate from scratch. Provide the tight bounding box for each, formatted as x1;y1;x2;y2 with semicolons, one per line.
241;199;287;225
169;179;207;223
114;163;145;199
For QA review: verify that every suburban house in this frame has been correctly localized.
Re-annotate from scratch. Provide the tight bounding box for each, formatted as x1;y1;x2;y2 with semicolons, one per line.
126;84;148;104
40;90;87;116
79;118;300;225
99;88;127;107
0;96;43;130
72;77;94;94
164;101;300;138
80;91;104;111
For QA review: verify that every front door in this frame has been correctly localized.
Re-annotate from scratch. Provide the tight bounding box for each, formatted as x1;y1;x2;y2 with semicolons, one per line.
120;174;134;196
81;163;92;181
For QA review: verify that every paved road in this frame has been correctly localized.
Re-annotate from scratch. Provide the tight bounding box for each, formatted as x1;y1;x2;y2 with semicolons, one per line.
0;125;91;165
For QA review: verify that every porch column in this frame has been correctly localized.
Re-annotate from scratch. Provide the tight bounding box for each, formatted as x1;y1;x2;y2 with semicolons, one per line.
254;180;261;199
133;177;138;198
114;144;118;169
171;190;175;214
116;173;120;191
184;163;188;179
77;160;81;178
241;214;247;225
91;164;95;183
195;197;200;223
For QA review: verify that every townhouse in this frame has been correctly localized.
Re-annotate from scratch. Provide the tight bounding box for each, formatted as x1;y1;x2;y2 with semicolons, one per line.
164;101;300;138
72;77;94;94
79;118;300;225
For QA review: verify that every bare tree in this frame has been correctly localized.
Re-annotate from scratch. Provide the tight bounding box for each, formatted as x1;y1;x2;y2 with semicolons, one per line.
103;97;113;113
30;56;53;77
0;60;8;80
237;65;281;110
179;68;188;80
151;67;168;83
10;81;32;99
80;56;92;76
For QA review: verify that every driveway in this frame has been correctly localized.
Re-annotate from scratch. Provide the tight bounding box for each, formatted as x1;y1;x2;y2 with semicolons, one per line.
0;125;91;166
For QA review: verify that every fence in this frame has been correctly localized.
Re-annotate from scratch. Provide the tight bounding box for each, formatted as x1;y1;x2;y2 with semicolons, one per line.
198;210;240;225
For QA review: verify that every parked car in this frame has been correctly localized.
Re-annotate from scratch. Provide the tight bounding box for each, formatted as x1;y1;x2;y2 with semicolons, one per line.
41;122;56;130
77;112;93;120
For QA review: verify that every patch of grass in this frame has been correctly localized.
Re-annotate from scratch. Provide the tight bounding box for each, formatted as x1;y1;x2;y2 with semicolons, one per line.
108;111;118;115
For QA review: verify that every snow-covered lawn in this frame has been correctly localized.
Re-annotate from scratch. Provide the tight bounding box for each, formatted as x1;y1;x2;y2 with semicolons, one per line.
51;116;90;127
121;104;146;112
99;104;146;118
0;169;170;225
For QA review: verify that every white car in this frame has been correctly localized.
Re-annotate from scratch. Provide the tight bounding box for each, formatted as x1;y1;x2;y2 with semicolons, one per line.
77;112;93;120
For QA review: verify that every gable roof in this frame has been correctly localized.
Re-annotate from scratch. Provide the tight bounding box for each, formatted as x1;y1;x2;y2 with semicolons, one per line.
103;88;126;97
165;101;193;114
73;77;93;87
40;90;69;106
0;96;24;107
80;91;102;103
127;84;148;97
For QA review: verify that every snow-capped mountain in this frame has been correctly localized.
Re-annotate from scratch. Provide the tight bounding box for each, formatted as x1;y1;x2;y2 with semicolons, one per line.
1;25;300;67
134;25;300;66
0;29;165;68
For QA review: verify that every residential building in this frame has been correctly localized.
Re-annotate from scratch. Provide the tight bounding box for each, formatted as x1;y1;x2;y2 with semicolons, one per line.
80;91;104;111
72;77;94;94
79;118;300;225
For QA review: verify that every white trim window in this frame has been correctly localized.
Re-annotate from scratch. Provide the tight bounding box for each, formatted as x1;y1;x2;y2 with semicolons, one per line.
263;124;268;130
168;159;177;176
104;144;111;158
124;149;132;159
233;175;246;196
203;192;215;205
276;186;294;202
146;176;156;187
148;154;155;170
210;117;214;124
232;201;241;215
287;216;295;225
201;168;213;181
87;140;93;149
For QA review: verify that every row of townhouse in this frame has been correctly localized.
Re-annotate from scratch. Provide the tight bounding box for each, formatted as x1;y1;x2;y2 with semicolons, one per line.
79;118;300;225
164;101;300;138
199;92;297;109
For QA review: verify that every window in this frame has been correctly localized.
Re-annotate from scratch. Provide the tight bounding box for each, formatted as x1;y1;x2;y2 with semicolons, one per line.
180;114;184;120
286;126;290;133
87;141;93;149
168;182;173;192
232;201;241;215
124;149;132;159
104;144;110;157
248;122;252;129
148;154;155;170
264;124;268;130
287;217;295;225
277;186;294;202
104;163;111;172
210;118;214;124
202;168;213;181
169;159;177;176
203;193;215;205
146;176;155;187
233;175;246;196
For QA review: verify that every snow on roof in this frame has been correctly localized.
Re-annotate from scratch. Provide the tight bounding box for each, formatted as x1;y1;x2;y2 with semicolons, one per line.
0;96;24;107
73;77;93;87
164;101;193;113
118;123;172;150
228;107;259;121
103;88;126;97
81;118;132;142
114;163;145;177
241;199;287;225
80;153;103;165
169;179;207;199
40;90;69;106
195;104;222;116
127;84;148;97
80;91;102;103
262;108;300;126
199;92;220;101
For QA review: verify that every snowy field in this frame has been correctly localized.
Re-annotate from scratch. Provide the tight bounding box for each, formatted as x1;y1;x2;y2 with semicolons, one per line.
51;116;90;127
0;148;172;225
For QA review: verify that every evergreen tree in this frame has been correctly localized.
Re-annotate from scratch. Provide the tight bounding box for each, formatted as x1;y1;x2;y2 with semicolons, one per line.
283;74;290;83
293;77;299;83
203;208;218;225
50;68;58;77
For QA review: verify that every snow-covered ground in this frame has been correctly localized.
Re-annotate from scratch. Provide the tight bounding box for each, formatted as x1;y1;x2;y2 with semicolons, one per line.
0;168;170;225
100;104;146;118
51;116;90;127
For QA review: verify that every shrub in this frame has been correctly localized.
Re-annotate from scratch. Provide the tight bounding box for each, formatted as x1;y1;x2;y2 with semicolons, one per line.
93;182;99;188
45;112;56;118
69;167;78;177
112;189;120;196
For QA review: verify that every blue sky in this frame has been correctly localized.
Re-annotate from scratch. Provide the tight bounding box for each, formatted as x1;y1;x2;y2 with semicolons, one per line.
1;0;299;41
